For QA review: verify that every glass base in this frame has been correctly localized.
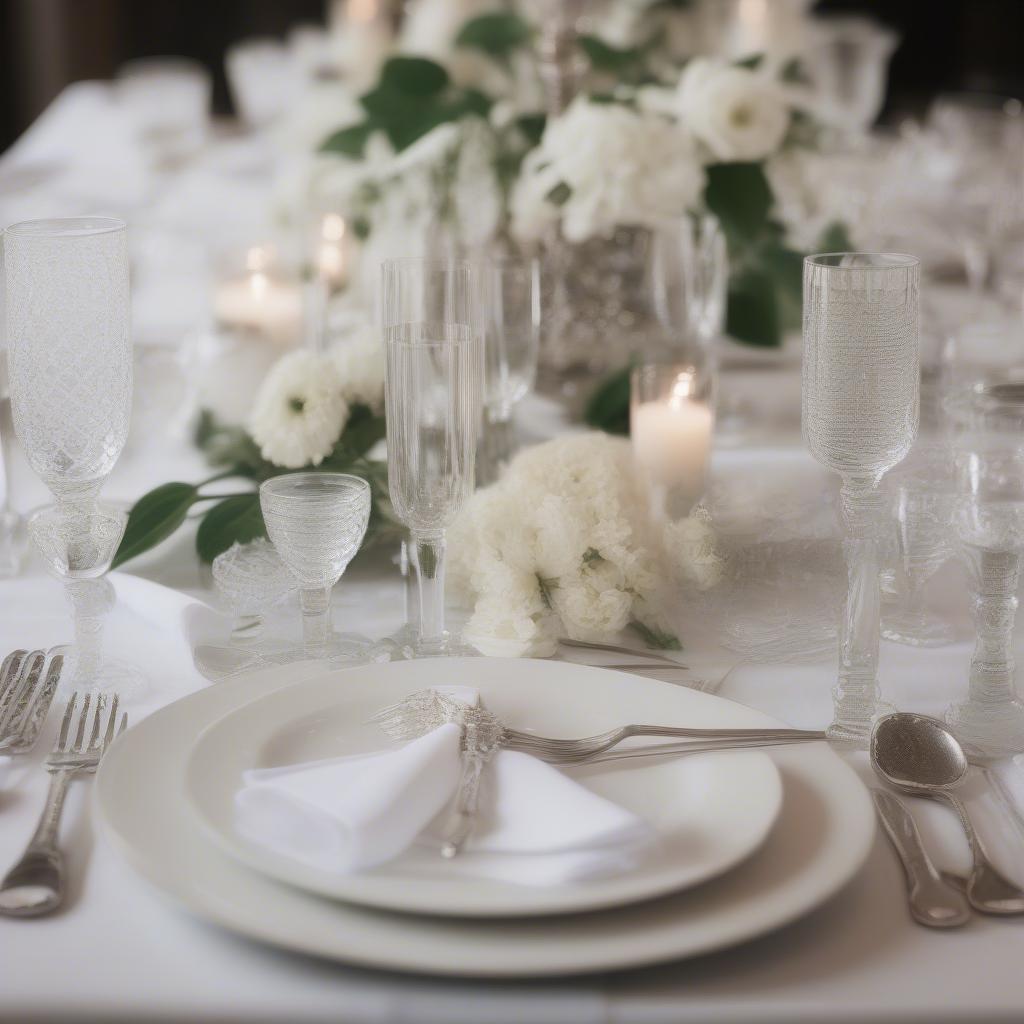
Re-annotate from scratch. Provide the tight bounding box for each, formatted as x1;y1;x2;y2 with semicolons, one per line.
882;613;955;648
399;632;482;660
826;699;896;748
263;633;393;668
945;697;1024;759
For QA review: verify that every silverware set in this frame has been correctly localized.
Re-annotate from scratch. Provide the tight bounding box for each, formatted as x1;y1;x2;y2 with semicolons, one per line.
870;712;1024;928
0;647;125;918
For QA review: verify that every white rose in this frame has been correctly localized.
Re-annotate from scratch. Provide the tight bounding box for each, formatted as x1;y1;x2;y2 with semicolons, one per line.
676;58;790;162
249;350;348;469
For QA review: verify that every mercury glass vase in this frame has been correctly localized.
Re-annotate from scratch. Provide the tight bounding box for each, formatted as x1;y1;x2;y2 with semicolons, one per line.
802;253;920;744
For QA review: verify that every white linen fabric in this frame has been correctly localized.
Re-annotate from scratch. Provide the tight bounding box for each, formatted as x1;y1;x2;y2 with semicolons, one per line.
233;691;655;886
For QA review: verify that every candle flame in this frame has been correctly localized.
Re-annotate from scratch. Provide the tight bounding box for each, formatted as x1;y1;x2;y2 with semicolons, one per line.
250;271;269;299
669;372;694;408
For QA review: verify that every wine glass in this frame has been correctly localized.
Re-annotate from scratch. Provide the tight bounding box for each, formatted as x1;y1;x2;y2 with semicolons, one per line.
382;258;481;658
3;217;132;691
477;256;539;485
802;253;920;744
945;383;1024;757
259;472;373;662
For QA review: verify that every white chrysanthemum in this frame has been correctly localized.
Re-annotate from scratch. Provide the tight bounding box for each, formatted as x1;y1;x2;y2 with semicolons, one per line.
511;98;705;243
664;512;727;591
676;58;790;162
249;350;349;469
329;328;385;411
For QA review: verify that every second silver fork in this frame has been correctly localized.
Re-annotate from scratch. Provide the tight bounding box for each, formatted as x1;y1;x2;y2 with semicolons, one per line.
0;691;126;917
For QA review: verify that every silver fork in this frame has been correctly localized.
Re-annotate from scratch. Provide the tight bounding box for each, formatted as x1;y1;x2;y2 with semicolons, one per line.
559;638;687;668
0;691;126;917
0;648;66;755
501;722;825;764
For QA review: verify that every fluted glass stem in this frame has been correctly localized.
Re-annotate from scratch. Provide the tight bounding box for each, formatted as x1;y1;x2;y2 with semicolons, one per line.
299;585;332;657
831;476;887;744
966;547;1018;703
412;532;447;656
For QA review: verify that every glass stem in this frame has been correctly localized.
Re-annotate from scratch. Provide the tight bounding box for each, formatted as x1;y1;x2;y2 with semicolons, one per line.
299;585;332;657
964;547;1020;710
65;579;104;686
832;476;886;743
412;532;447;654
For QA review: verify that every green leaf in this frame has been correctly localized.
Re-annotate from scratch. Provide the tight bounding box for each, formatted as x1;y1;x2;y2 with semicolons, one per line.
780;56;808;84
704;162;774;242
735;53;765;70
726;265;780;348
112;482;199;569
324;405;386;463
455;12;532;57
515;113;546;146
545;181;571;206
195;494;266;564
379;56;449;96
816;220;855;254
320;121;376;157
629;620;682;651
578;35;645;72
584;365;631;435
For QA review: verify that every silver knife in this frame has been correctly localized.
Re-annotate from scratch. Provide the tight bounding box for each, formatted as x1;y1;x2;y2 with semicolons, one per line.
872;788;971;929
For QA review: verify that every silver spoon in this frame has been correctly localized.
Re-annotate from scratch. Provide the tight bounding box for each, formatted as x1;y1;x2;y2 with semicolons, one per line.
871;712;1024;916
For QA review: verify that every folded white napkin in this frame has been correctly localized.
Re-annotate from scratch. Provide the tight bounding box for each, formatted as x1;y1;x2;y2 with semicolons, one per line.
234;689;655;887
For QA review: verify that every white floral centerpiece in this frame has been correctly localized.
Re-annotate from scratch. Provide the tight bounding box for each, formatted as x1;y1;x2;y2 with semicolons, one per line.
449;432;724;656
112;331;394;569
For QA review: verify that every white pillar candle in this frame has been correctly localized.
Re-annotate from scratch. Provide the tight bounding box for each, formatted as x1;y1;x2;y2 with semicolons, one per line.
213;248;302;344
632;376;713;510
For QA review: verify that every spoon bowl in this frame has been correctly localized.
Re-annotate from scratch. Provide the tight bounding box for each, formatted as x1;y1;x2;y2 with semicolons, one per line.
870;712;969;792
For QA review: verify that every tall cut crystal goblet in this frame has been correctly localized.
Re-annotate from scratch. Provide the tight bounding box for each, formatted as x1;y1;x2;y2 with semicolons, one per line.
945;384;1024;757
477;256;539;485
4;218;132;691
802;253;920;744
382;258;480;658
259;472;372;662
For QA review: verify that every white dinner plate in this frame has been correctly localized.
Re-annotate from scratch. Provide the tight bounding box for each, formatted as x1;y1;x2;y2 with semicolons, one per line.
183;661;783;917
95;659;875;977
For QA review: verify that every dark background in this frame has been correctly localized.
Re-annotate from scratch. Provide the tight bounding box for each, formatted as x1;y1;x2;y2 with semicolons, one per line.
1;0;1023;153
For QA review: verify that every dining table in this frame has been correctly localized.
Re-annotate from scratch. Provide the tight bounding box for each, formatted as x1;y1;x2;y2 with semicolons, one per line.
1;81;1024;1024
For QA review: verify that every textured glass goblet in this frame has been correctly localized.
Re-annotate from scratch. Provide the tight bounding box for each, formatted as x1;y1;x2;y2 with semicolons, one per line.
802;253;920;744
259;472;371;662
5;218;132;693
383;258;481;658
946;385;1024;757
211;538;296;643
478;256;539;485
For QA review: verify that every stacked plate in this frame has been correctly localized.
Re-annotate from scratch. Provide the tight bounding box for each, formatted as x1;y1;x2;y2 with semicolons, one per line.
95;658;875;977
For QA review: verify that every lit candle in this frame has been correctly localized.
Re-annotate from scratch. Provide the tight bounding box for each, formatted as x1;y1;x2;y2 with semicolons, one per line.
632;371;713;515
332;0;392;89
316;213;349;289
213;246;303;344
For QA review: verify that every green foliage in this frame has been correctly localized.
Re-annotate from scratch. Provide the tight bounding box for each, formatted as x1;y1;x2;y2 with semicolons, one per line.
320;122;376;158
195;494;267;564
455;12;532;59
583;365;631;436
817;220;855;253
630;620;683;651
545;181;572;206
515;113;546;146
578;35;647;73
704;162;774;242
111;483;199;569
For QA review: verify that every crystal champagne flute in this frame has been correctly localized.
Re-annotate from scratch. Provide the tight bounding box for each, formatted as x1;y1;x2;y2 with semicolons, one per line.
802;253;920;743
382;258;481;658
3;217;132;691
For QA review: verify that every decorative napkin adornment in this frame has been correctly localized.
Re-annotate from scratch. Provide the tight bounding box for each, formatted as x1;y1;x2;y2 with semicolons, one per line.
233;688;655;886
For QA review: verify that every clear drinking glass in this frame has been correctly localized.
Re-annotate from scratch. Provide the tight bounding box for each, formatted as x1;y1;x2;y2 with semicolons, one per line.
382;258;481;658
882;457;957;646
259;472;372;662
212;538;296;644
478;256;540;485
4;217;132;691
945;384;1024;757
802;253;920;743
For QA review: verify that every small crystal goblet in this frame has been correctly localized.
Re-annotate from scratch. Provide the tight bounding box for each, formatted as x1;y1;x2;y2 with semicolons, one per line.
212;538;296;644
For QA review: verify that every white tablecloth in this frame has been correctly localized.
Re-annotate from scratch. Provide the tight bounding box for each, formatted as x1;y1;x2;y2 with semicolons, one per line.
2;84;1024;1024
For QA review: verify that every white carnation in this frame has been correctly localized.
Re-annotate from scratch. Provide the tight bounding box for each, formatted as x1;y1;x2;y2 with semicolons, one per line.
249;350;349;469
511;98;705;243
329;327;385;411
676;58;790;162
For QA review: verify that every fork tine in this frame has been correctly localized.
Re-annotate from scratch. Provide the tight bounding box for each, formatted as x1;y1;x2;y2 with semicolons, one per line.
7;652;64;751
117;712;128;736
102;694;120;750
56;694;77;752
70;692;91;753
0;651;44;735
87;693;106;751
0;649;26;695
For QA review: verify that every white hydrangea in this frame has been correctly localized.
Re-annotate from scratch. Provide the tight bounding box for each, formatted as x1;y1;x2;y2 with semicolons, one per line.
249;350;349;469
511;97;706;243
675;58;790;162
450;433;720;654
329;327;385;411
